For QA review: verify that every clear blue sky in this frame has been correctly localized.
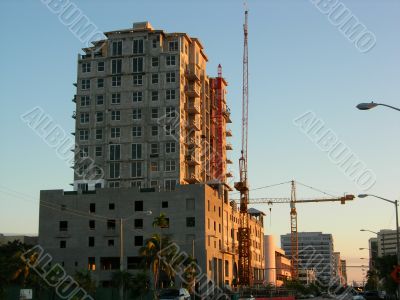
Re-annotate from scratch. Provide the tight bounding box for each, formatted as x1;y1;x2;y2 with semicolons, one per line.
1;0;399;283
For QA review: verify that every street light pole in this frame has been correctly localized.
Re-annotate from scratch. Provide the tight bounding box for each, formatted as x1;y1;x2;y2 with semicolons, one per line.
359;194;400;299
356;102;400;112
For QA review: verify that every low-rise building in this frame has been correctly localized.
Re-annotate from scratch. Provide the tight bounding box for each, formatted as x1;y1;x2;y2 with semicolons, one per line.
0;234;38;245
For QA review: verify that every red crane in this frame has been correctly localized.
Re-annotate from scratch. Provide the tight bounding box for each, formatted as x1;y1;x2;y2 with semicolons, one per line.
234;8;251;286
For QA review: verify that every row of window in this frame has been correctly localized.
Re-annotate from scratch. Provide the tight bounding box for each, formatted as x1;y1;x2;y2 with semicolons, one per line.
80;72;176;89
78;125;177;140
79;90;177;107
81;55;177;74
78;106;176;123
108;39;178;57
105;179;177;190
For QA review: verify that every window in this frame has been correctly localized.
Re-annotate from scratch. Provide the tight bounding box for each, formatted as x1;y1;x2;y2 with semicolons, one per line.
151;126;158;136
166;72;176;83
59;221;68;231
151;57;159;67
166;55;176;66
134;236;143;246
96;112;103;122
150;143;159;155
111;111;120;121
165;125;175;136
82;62;91;73
89;220;95;230
151;108;158;119
111;93;121;104
109;162;120;178
134;201;143;211
131;181;142;188
95;146;102;157
108;239;115;247
80;96;90;107
133;74;143;85
132;126;142;137
60;240;66;248
112;59;122;75
166;89;176;100
88;237;95;247
109;181;120;188
95;129;102;140
81;79;90;90
166;107;176;118
107;219;116;230
88;257;96;271
151;74;158;84
165;142;176;153
165;179;176;191
97;78;104;88
132;91;143;102
152;39;157;48
150;161;159;172
110;127;121;138
162;201;168;208
97;61;104;72
79;130;89;141
151;91;158;101
134;219;143;229
109;144;121;161
131;143;142;159
95;167;102;176
80;113;89;124
131;162;142;178
169;40;178;51
186;217;195;227
112;76;121;87
150;180;158;188
165;160;176;172
133;39;144;54
186;198;195;210
79;146;88;158
132;108;142;120
89;203;95;213
96;95;104;105
112;41;122;56
133;57;144;72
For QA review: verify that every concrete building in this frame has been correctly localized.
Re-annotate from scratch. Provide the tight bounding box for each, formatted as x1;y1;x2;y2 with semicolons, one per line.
281;232;334;284
377;229;399;257
0;234;38;245
263;235;291;287
73;21;232;191
39;185;265;287
298;268;316;285
333;252;346;285
38;21;264;290
368;237;378;269
340;259;347;285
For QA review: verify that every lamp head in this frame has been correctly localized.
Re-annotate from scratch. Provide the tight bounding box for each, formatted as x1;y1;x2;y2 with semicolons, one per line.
358;194;369;198
356;102;378;110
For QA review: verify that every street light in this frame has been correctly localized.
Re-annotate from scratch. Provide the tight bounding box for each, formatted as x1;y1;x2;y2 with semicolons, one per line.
119;210;152;300
356;102;400;112
359;193;400;298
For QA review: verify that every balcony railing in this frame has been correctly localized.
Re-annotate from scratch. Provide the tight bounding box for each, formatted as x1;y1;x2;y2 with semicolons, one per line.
185;154;200;166
186;119;200;131
226;143;233;150
185;64;200;82
184;172;200;184
186;100;200;114
185;83;201;98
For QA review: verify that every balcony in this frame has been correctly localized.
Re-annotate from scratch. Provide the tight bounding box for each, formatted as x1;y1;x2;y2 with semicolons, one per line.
223;107;232;123
72;95;77;103
226;172;233;177
186;119;201;131
226;158;233;164
226;129;232;137
185;154;200;166
185;137;200;148
221;245;237;255
184;173;200;184
185;83;201;98
226;143;233;150
185;64;200;82
72;111;76;119
186;100;200;114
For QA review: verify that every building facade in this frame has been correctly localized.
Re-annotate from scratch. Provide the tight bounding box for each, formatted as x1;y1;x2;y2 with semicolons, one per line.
263;235;291;287
73;21;232;191
39;184;264;287
377;229;399;257
0;234;38;246
281;232;334;284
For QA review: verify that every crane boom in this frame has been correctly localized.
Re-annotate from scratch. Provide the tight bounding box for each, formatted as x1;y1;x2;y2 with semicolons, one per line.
234;8;251;286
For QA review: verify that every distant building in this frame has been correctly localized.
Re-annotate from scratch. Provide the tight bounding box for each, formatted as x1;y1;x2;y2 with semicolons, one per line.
298;268;316;285
340;259;347;284
0;234;38;245
264;235;291;286
281;232;334;284
333;252;346;285
377;229;399;257
368;237;378;269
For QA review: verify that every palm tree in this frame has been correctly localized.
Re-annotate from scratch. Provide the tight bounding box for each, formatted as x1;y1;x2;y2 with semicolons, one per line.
111;270;133;300
72;270;96;299
180;256;198;292
152;213;169;289
131;271;150;299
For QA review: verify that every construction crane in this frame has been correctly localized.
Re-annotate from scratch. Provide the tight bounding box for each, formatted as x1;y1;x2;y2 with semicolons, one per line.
234;8;251;286
241;180;355;279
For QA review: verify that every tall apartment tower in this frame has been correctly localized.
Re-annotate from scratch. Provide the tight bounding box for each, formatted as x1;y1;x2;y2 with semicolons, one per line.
73;21;232;191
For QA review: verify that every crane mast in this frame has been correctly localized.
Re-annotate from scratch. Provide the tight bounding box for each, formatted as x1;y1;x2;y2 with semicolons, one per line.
234;9;251;286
